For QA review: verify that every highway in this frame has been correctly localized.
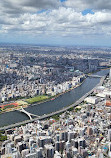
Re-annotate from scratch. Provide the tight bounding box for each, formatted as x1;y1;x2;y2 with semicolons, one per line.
0;76;106;131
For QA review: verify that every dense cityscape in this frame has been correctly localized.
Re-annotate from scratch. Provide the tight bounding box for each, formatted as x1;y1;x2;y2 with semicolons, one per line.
0;45;111;158
1;0;111;157
0;45;110;103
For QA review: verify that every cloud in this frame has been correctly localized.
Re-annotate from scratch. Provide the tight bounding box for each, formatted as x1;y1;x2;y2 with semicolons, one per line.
0;0;111;46
64;0;111;11
0;0;60;16
1;7;111;37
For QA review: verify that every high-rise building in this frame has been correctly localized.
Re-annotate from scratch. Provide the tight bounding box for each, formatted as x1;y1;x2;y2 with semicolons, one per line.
87;126;93;136
108;129;111;141
25;152;37;158
21;149;30;157
106;94;111;106
44;144;54;158
109;69;111;80
108;143;111;158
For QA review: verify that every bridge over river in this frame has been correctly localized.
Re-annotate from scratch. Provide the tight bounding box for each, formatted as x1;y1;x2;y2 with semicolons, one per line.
16;107;39;120
87;74;102;78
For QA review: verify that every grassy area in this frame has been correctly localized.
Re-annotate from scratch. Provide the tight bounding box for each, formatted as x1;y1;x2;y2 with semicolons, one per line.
68;107;74;111
52;114;60;121
26;95;49;104
51;112;63;121
0;133;7;141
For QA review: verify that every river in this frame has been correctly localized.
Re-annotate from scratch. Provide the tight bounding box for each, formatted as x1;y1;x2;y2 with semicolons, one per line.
0;69;109;127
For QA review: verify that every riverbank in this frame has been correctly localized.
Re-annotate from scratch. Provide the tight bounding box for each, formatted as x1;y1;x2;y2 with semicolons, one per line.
0;77;86;114
0;68;109;128
2;66;108;114
0;67;108;115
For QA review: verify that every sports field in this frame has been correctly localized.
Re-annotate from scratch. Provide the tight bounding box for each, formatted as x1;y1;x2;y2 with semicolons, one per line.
26;95;49;104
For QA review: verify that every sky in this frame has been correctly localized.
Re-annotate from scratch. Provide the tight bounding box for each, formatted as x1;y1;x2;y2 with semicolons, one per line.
0;0;111;46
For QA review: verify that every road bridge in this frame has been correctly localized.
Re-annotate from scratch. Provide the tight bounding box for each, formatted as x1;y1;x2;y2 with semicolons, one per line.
87;74;102;78
17;107;39;120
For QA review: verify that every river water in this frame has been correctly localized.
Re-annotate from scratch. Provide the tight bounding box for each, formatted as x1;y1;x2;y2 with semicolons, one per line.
0;69;109;127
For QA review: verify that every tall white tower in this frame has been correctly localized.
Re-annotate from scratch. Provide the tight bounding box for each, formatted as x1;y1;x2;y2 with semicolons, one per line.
109;69;111;80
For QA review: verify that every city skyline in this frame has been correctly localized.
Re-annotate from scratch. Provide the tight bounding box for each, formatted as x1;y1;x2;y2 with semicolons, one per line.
0;0;111;47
